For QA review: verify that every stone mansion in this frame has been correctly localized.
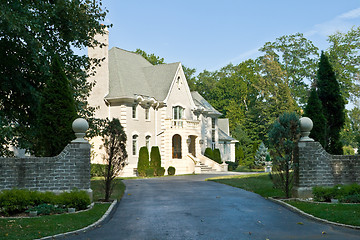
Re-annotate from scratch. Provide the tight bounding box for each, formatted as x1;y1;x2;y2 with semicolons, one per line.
88;30;237;176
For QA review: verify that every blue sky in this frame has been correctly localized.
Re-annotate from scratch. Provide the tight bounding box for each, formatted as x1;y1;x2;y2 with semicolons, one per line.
98;0;360;73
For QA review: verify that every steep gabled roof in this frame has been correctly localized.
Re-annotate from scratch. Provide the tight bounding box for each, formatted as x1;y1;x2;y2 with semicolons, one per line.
106;47;180;101
191;91;222;116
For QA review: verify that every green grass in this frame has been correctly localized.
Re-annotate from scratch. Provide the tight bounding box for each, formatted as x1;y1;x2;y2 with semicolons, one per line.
233;165;264;172
91;178;126;201
286;200;360;226
207;173;285;198
0;203;110;240
0;178;126;239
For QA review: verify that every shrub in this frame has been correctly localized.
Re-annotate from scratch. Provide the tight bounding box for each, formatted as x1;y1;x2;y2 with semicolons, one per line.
27;203;66;215
0;189;32;215
137;146;150;177
341;194;360;203
155;167;165;176
150;146;161;169
313;183;360;202
313;186;333;202
146;168;154;177
168;166;176;175
91;164;107;178
213;148;222;164
204;148;213;160
225;161;238;171
57;189;91;210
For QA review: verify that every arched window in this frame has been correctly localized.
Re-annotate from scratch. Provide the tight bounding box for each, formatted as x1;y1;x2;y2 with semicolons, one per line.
132;135;138;155
172;134;182;159
145;135;151;150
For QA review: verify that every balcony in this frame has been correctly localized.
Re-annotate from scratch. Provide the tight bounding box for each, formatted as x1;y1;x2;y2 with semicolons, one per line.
166;119;200;129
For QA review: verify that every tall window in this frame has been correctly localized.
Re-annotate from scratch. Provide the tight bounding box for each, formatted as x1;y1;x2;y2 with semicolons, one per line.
172;134;182;159
132;135;138;155
173;106;184;120
211;118;216;150
211;118;216;129
145;135;151;149
145;108;149;120
132;105;137;119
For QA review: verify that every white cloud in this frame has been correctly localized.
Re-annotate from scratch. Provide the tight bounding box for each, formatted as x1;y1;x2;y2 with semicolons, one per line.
338;7;360;19
305;7;360;38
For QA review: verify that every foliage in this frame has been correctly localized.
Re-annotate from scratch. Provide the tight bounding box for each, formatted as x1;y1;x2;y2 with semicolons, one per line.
303;87;327;147
204;148;214;160
90;164;107;178
167;166;176;176
0;189;90;216
317;52;345;154
0;0;109;155
150;146;161;170
146;168;155;177
100;118;127;201
312;184;360;202
327;26;360;103
0;203;110;240
213;148;222;164
135;49;164;65
259;33;319;105
154;167;165;177
343;145;355;155
268;112;300;198
33;55;77;156
341;107;360;149
225;161;238;171
27;204;66;216
137;146;150;177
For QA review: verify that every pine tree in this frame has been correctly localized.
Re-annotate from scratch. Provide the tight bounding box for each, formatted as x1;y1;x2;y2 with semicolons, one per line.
317;52;345;154
304;87;327;148
34;55;77;156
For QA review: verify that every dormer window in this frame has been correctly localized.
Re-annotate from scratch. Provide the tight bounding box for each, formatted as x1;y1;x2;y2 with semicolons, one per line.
173;106;184;120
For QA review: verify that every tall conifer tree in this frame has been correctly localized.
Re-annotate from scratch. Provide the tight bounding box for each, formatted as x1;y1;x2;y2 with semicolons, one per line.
34;56;77;156
317;52;345;154
304;87;327;148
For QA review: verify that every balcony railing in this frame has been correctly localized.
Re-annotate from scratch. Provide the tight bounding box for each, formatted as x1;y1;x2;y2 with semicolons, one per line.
167;119;200;129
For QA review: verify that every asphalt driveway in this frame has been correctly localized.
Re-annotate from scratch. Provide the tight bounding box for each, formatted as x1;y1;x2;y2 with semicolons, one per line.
61;174;360;240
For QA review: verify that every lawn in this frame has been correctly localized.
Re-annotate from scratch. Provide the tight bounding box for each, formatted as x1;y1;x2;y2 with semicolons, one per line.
0;178;126;240
286;200;360;226
208;173;360;226
207;173;285;198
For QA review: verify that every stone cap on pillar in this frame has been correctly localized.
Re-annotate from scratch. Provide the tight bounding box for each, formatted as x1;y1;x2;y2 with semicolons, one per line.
299;117;314;142
72;118;89;143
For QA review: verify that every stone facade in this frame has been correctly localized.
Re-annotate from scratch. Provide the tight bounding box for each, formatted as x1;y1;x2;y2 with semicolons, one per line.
0;142;92;197
293;141;360;198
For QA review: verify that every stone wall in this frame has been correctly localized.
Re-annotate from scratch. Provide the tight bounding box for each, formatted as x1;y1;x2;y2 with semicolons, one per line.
293;141;360;198
0;142;91;197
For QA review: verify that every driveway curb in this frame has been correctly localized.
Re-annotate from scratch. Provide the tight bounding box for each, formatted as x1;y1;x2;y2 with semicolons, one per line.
38;200;119;240
268;197;360;230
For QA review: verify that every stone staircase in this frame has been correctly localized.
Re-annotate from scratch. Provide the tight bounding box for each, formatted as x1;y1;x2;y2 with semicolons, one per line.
198;162;214;173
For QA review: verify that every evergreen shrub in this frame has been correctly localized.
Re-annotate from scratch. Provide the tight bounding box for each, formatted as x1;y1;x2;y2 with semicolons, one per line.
155;167;165;176
213;148;222;163
150;146;161;169
168;166;176;175
204;148;213;160
137;146;150;177
146;168;154;177
225;161;238;171
57;189;90;210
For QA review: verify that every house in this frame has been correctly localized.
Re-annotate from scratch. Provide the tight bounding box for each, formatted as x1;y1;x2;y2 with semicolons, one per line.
88;30;237;177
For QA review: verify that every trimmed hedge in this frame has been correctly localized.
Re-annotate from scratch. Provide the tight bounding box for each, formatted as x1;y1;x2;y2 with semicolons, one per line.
150;146;161;169
0;189;91;216
226;161;238;171
137;146;150;177
313;183;360;202
146;168;155;177
204;148;213;160
155;167;165;176
168;166;176;176
213;148;222;164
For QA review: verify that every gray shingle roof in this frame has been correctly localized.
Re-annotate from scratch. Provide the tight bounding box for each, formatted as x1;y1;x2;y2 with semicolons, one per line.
105;47;180;101
191;91;222;116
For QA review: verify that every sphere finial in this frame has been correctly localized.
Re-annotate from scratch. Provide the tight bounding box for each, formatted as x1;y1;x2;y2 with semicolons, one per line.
299;117;314;142
72;118;89;143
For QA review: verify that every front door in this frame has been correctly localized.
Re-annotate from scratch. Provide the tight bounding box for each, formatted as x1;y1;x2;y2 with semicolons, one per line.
172;134;182;159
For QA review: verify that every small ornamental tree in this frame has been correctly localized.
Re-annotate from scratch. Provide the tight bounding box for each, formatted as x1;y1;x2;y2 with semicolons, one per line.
304;87;327;148
268;112;300;198
35;55;77;156
137;146;150;177
254;142;268;167
100;118;127;202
